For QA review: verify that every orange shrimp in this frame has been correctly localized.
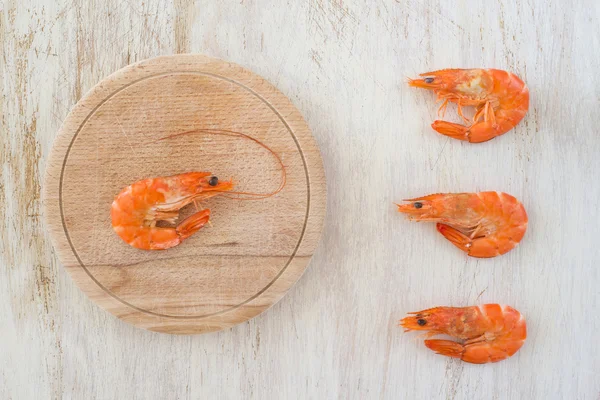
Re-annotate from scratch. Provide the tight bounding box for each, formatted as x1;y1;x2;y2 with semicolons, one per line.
111;172;234;250
409;69;529;143
396;192;527;258
399;304;527;364
111;128;286;250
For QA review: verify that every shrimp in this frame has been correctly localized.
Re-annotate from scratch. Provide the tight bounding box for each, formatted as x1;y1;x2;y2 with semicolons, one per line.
110;172;234;250
396;192;527;258
409;69;529;143
111;128;286;250
399;304;527;364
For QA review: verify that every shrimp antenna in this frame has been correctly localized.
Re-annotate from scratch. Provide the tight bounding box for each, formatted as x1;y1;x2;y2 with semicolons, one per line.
157;128;287;200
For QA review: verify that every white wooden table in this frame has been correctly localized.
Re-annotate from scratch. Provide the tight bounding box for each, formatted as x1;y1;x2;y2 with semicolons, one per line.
1;1;599;398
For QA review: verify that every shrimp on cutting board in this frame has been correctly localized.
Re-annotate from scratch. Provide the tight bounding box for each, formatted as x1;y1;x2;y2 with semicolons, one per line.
396;192;528;258
111;172;234;250
400;304;527;364
110;128;287;251
409;68;529;143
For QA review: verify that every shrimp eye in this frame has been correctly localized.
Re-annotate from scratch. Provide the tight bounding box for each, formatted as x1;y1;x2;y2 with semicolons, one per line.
424;77;434;83
417;318;427;326
208;176;219;186
414;202;423;209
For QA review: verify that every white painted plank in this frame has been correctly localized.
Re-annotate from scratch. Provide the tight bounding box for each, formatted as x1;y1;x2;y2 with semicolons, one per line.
1;0;599;398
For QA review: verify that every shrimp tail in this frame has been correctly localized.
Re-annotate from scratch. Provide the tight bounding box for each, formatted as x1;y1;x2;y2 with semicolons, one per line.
424;339;464;359
436;223;472;252
437;223;508;258
433;118;521;143
431;120;470;141
176;209;211;240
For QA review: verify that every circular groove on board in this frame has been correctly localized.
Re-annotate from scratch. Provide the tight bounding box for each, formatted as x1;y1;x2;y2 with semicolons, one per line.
44;55;326;334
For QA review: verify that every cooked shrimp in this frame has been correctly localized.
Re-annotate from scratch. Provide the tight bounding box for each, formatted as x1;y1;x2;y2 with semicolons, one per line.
111;172;233;250
399;304;527;364
409;69;529;143
111;128;286;250
396;192;527;258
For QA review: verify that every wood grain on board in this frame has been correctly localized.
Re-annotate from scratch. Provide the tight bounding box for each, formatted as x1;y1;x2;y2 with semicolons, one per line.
1;0;599;399
43;55;326;334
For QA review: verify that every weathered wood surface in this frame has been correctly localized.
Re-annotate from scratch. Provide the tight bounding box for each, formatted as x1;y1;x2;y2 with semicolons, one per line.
1;0;599;398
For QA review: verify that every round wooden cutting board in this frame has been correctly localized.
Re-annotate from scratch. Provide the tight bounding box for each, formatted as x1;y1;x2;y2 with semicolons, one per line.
43;55;326;334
